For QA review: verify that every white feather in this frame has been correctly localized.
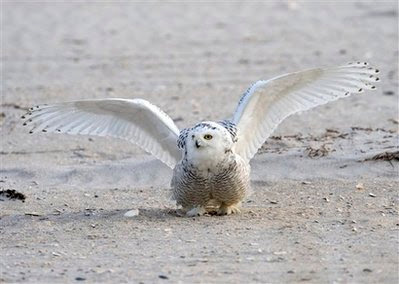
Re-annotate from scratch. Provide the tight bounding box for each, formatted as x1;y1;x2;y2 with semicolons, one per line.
232;62;379;162
23;98;181;168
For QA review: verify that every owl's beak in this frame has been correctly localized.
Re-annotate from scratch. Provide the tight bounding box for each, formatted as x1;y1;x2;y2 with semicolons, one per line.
195;140;201;148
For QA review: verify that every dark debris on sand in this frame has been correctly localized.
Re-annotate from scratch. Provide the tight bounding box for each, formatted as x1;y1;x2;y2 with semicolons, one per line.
0;189;26;202
305;144;332;158
364;151;399;163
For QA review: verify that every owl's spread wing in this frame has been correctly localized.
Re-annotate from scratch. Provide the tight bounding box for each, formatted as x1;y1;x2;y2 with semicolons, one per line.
22;98;181;168
232;62;380;162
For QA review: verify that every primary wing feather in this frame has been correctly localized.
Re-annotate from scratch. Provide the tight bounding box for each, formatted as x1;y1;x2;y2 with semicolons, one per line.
22;98;181;168
232;62;380;162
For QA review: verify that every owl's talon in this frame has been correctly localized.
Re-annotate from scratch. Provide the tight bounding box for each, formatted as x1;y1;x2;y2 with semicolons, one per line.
217;205;241;215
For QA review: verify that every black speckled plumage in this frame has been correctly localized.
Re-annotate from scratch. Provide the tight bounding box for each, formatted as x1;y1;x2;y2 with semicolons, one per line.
171;151;250;209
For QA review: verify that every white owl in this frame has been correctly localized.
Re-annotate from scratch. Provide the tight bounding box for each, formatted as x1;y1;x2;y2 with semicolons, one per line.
22;63;379;216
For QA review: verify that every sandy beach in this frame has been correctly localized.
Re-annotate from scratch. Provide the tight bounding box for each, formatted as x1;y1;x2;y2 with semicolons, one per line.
1;1;398;283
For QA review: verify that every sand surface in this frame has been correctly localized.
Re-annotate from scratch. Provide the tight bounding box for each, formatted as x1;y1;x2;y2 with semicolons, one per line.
1;1;398;283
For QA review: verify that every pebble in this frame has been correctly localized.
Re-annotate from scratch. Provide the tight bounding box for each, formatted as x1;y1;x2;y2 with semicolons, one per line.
369;193;376;197
24;212;41;216
124;209;139;217
356;183;364;190
158;275;169;280
75;276;86;281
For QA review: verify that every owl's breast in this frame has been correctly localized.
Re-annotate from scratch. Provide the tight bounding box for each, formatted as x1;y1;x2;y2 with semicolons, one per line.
209;155;250;205
171;154;250;207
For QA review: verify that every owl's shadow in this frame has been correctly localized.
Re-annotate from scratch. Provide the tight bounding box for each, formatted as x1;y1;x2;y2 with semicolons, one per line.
123;207;221;219
23;207;232;224
139;207;221;218
8;206;246;227
59;207;186;222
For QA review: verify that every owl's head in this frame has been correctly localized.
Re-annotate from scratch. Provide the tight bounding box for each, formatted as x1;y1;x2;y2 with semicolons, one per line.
180;121;236;168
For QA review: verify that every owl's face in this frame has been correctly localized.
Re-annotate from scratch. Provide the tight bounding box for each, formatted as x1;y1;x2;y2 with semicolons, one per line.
185;122;234;168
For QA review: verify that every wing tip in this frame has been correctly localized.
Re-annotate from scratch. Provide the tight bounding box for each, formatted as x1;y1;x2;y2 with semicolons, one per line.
347;61;369;66
344;61;380;73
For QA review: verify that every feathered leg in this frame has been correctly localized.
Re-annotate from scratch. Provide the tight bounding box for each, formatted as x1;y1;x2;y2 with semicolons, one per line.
185;206;207;217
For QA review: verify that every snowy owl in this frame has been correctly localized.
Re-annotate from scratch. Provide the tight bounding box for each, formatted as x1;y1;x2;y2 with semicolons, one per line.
22;62;379;216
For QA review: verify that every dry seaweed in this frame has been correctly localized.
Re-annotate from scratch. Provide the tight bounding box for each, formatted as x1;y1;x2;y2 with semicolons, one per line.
305;144;331;158
352;126;396;134
364;151;399;164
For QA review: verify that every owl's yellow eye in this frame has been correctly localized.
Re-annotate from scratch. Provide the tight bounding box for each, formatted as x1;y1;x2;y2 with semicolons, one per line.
203;134;213;140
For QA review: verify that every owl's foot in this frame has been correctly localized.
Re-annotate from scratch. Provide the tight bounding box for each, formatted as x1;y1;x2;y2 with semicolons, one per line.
217;204;241;215
186;206;207;217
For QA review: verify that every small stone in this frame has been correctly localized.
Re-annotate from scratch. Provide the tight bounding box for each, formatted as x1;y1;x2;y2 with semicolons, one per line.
287;270;295;274
75;276;86;281
53;209;62;215
356;183;364;190
363;268;372;273
158;275;169;280
124;209;139;217
369;193;376;197
25;212;41;216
